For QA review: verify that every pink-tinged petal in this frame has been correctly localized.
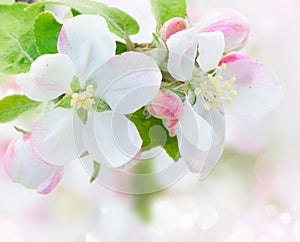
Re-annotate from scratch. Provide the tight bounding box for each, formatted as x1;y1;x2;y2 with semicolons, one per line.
196;31;225;72
31;108;84;166
221;55;283;117
58;14;116;83
147;90;183;136
16;54;75;101
147;90;183;119
200;9;250;52
83;111;142;168
191;99;225;178
93;52;162;114
160;17;189;42
3;136;63;194
166;28;198;80
219;53;252;65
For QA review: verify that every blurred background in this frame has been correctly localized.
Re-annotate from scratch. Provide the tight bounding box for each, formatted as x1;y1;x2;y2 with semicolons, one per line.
0;0;299;241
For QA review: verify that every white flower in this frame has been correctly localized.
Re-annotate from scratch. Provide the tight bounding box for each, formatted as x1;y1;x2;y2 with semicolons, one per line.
166;28;282;177
16;14;162;168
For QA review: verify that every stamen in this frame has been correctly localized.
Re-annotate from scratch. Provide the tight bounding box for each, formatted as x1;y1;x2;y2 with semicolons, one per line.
192;66;238;110
70;84;95;111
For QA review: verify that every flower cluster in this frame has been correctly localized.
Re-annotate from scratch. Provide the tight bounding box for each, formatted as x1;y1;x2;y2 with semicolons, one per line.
0;1;282;194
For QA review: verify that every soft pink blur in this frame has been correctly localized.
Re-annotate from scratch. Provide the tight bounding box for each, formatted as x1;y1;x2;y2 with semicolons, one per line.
0;0;299;241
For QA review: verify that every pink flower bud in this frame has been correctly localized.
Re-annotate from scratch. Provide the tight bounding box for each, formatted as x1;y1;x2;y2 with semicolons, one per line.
160;17;189;42
201;9;250;52
3;135;63;194
147;90;183;136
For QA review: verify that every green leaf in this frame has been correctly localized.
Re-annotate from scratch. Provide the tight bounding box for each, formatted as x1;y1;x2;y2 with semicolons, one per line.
130;108;180;161
0;94;40;123
90;160;101;183
0;3;43;74
33;11;62;55
150;0;186;25
38;0;140;41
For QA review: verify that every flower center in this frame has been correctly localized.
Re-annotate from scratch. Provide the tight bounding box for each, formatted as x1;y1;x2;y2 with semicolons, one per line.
193;64;238;111
70;85;95;111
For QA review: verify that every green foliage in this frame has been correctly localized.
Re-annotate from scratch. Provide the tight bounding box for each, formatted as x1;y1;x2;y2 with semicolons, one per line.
150;0;187;25
39;0;140;41
130;108;180;161
0;95;40;123
0;3;43;74
33;11;62;54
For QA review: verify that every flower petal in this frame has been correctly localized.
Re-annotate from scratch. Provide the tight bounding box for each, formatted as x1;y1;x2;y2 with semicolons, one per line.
31;108;84;166
58;14;116;83
196;31;225;72
3;136;63;194
221;54;283;117
93;52;162;114
192;99;225;177
83;111;142;168
176;101;213;157
199;8;250;52
166;28;198;80
160;17;189;42
16;54;75;101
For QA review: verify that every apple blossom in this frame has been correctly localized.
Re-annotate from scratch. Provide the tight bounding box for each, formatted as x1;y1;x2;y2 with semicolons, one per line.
16;14;162;168
3;135;63;194
165;27;282;177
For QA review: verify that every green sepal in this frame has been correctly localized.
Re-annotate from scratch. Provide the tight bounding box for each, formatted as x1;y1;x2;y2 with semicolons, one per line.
70;77;81;92
90;160;101;183
55;94;72;109
94;97;111;112
77;108;88;124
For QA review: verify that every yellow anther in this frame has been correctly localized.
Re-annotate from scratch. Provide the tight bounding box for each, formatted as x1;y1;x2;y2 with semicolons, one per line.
194;88;202;96
224;83;232;90
230;90;238;97
70;85;95;111
221;63;227;70
230;77;236;84
226;97;233;104
203;103;211;111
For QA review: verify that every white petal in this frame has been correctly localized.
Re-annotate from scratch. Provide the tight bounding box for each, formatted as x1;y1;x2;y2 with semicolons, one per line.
93;52;162;114
3;136;63;194
31;108;84;166
166;28;198;80
196;31;225;72
83;111;142;168
58;14;116;83
16;54;75;101
192;99;225;177
177;101;213;152
222;59;283;117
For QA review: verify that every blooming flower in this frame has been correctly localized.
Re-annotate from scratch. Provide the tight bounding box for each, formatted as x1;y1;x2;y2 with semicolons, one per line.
165;27;283;178
3;135;63;194
16;14;162;168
